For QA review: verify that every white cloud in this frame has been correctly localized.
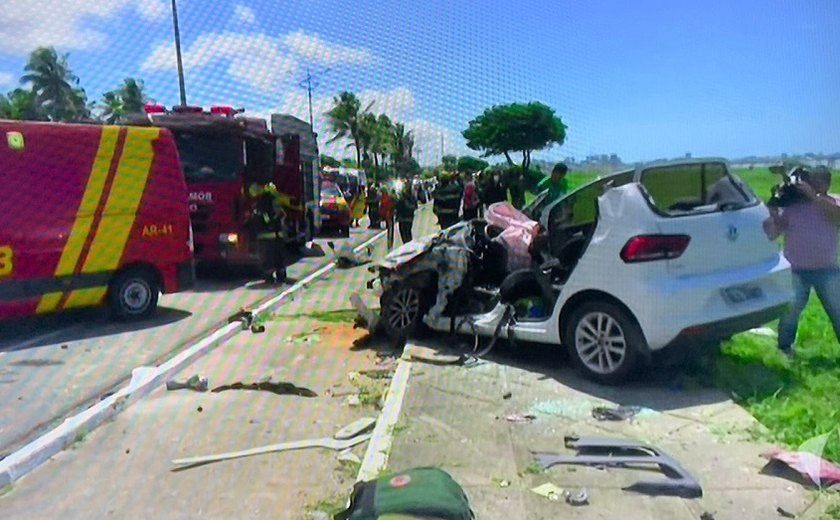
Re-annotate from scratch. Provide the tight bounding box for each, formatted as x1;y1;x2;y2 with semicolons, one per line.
0;0;165;55
0;71;14;87
234;5;256;25
284;30;377;66
405;119;469;166
142;33;299;93
136;0;167;22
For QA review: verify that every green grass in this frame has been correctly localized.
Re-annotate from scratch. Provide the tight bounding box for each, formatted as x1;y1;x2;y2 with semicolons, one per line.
271;309;358;324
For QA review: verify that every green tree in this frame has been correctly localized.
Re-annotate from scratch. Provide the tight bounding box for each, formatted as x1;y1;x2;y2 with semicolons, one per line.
326;91;371;168
21;47;87;122
118;78;147;114
442;154;458;172
320;154;341;168
457;156;489;174
98;78;149;124
0;88;44;120
391;122;417;178
99;90;124;124
462;101;567;172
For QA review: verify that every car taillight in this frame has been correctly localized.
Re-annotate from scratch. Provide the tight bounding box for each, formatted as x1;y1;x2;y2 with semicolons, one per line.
620;235;690;263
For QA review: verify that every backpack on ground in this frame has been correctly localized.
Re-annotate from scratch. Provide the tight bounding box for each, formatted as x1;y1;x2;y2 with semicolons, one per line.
335;467;475;520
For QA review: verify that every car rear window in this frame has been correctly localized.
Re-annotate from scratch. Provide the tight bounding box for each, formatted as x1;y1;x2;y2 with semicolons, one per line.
640;163;755;215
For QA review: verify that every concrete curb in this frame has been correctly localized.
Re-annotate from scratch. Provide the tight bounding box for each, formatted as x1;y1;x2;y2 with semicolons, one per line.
356;345;414;483
0;231;385;489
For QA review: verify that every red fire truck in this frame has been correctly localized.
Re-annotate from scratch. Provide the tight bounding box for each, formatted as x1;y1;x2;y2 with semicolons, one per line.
126;105;321;276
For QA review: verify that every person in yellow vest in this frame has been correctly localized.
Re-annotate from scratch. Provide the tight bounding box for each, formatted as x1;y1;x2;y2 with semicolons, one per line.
248;182;288;284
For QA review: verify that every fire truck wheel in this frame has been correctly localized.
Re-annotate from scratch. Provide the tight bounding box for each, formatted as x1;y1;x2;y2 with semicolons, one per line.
108;268;160;320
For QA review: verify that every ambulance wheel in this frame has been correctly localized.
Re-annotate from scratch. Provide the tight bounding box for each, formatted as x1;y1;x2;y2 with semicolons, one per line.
108;268;160;320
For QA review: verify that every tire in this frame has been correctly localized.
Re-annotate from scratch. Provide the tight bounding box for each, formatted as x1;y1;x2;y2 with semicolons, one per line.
563;300;645;385
381;283;431;340
108;268;160;320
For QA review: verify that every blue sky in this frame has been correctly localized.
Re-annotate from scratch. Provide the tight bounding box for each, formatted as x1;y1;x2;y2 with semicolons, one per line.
0;0;838;165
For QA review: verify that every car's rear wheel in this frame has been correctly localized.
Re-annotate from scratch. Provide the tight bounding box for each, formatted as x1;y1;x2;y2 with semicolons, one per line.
564;301;644;385
108;268;160;320
381;283;430;340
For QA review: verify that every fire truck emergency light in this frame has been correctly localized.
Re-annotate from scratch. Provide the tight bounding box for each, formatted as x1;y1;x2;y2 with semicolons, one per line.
210;105;235;116
144;103;166;114
171;105;203;114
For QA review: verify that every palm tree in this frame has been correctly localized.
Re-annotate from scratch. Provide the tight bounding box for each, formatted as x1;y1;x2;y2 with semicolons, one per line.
390;122;416;178
21;47;86;122
374;114;394;171
0;88;44;120
119;78;148;115
326;92;370;168
357;111;378;170
99;90;124;124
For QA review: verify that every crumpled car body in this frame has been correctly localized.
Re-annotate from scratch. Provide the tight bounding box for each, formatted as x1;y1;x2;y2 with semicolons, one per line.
361;159;793;384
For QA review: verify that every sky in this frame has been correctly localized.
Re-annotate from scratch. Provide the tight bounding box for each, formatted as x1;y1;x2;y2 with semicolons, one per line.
0;0;838;166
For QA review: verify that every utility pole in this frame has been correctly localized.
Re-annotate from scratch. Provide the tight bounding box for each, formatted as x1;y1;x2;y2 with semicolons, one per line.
299;67;330;130
440;133;444;165
170;0;187;106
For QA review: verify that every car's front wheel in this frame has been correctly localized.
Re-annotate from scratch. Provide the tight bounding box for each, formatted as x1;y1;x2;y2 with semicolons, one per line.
564;301;644;385
381;284;429;340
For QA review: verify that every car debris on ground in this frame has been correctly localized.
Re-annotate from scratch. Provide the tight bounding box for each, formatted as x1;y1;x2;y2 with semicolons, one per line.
761;448;840;488
328;240;373;268
532;436;703;498
171;418;376;469
165;374;209;392
591;404;645;421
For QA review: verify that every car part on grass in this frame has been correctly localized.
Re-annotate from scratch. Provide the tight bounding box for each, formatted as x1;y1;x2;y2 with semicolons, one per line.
328;240;372;268
172;432;372;468
227;309;254;330
591;404;644;421
210;381;318;397
564;487;589;506
761;449;840;487
165;374;209;392
531;436;702;498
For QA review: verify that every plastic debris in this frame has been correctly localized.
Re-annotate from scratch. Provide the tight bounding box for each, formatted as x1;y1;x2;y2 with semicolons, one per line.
776;507;796;519
761;449;840;487
503;413;536;424
166;375;209;392
531;482;564;501
564;487;589;506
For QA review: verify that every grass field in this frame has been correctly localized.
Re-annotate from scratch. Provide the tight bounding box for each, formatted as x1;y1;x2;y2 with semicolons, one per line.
536;166;840;462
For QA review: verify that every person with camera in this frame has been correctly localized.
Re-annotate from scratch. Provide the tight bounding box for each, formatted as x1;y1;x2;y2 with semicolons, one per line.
763;166;840;358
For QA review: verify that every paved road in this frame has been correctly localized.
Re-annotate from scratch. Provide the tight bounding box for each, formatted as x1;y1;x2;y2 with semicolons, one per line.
0;226;379;458
0;204;439;520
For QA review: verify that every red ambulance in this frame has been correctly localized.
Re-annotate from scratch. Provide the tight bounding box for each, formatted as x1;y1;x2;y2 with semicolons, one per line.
0;121;195;320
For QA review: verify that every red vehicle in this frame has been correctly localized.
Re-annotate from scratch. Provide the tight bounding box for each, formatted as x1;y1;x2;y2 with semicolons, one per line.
0;120;195;320
319;181;352;236
127;106;321;276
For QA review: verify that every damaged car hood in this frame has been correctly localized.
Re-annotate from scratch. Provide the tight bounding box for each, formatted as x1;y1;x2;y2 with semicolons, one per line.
379;222;472;270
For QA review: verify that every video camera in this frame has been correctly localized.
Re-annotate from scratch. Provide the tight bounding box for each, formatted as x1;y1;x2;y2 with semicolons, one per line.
767;164;812;208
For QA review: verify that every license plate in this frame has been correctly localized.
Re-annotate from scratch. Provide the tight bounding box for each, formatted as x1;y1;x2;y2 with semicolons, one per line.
722;284;763;303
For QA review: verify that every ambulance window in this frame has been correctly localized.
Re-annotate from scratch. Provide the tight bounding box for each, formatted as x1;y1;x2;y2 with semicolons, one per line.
174;133;241;181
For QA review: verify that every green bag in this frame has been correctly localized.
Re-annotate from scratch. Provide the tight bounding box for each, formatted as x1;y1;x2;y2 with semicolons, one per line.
335;467;475;520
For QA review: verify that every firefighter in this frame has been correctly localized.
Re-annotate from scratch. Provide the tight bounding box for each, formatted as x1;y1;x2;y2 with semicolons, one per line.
432;172;463;229
248;182;288;284
396;182;418;244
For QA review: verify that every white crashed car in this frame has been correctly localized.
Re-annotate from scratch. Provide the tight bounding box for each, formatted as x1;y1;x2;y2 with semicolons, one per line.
368;159;793;384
